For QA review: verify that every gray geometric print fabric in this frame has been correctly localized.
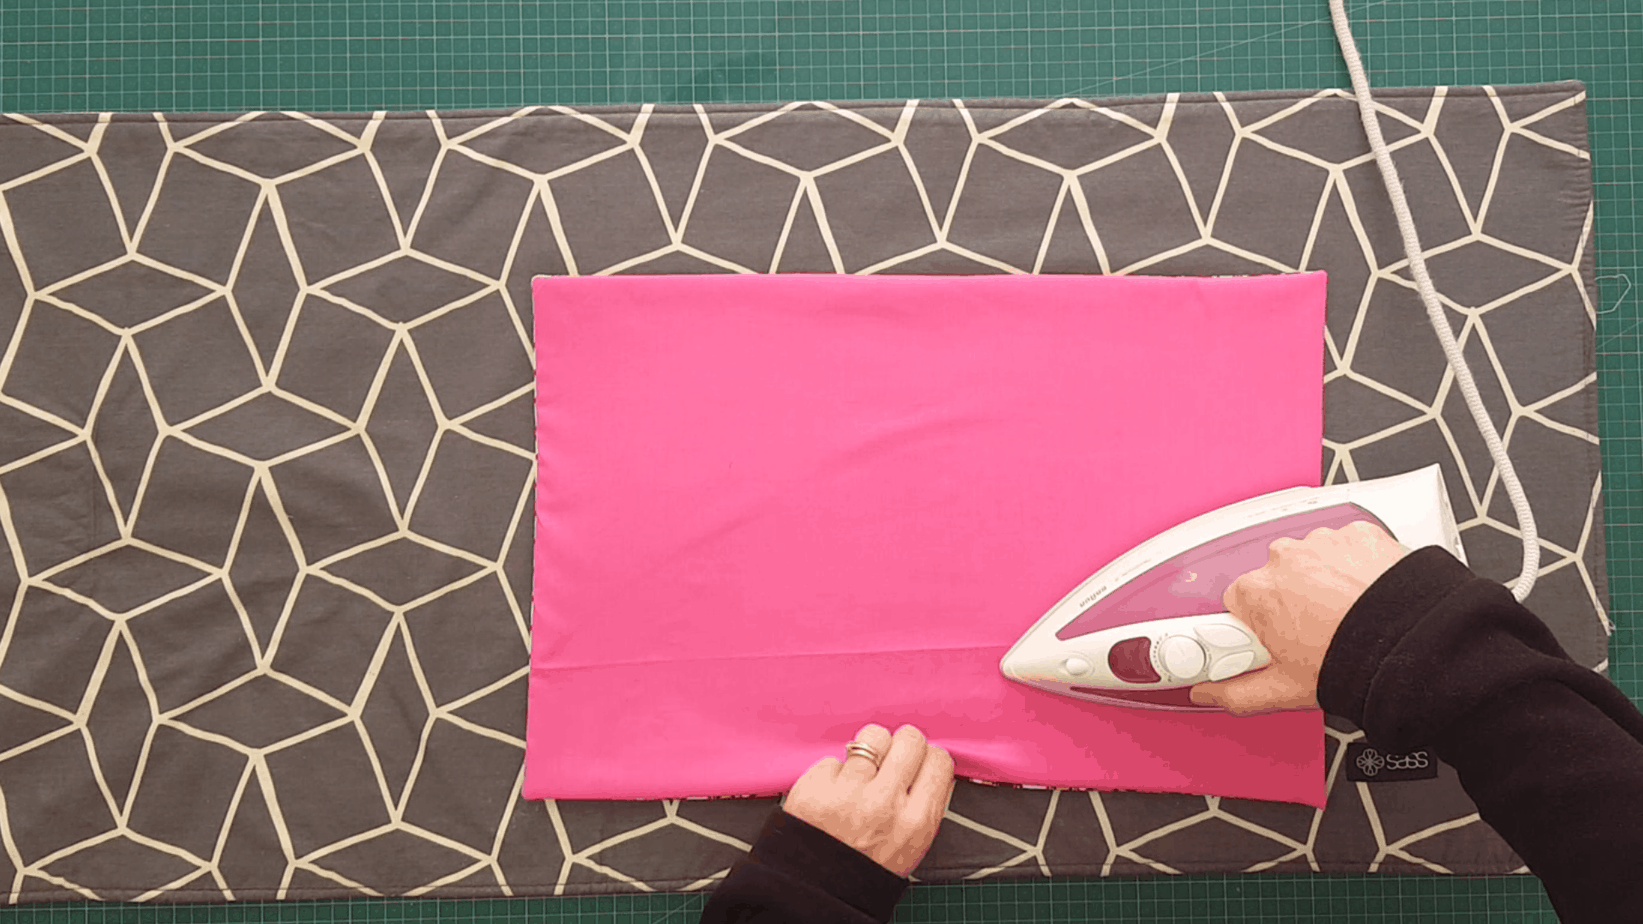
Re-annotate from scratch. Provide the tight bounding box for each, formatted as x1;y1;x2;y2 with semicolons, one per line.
0;81;1605;902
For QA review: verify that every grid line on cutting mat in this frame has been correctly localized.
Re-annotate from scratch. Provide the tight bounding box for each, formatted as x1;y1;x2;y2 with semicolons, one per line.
0;0;1637;921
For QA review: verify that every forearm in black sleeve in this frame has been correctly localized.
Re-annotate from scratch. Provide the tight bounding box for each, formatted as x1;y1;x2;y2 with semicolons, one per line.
698;807;909;923
1319;546;1643;923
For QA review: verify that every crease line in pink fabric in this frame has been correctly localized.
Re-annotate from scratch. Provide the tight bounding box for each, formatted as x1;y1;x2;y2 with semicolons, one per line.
527;272;1330;807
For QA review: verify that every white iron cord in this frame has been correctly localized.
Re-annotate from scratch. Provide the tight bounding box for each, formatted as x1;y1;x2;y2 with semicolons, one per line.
1328;0;1539;602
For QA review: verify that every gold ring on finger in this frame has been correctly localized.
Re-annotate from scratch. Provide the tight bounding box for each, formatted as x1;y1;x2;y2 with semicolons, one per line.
845;741;883;770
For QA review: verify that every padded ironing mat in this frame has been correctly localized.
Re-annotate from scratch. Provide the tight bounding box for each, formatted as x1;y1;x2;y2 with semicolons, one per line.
0;81;1606;902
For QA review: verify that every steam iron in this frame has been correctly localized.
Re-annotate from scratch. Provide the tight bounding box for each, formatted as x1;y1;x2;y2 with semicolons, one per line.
1000;463;1468;711
998;0;1547;714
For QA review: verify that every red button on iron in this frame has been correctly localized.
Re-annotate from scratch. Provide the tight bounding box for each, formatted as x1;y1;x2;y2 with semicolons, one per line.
1107;637;1161;684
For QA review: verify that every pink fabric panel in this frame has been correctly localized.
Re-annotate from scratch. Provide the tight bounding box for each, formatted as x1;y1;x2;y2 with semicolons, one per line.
527;272;1329;807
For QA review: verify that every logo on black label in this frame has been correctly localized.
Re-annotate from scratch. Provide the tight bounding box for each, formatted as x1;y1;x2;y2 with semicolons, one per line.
1344;742;1438;782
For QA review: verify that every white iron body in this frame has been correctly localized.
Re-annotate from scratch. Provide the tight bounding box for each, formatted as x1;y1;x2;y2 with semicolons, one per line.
1000;463;1468;711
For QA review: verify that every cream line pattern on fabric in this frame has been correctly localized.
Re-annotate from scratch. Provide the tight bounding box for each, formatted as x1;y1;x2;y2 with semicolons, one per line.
0;83;1607;901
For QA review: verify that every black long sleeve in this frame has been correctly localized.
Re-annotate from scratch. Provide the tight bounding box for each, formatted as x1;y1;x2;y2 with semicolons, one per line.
698;806;908;923
1318;545;1643;922
702;545;1643;923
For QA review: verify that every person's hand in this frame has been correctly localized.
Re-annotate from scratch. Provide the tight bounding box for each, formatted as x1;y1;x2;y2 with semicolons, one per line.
782;723;955;877
1190;520;1411;715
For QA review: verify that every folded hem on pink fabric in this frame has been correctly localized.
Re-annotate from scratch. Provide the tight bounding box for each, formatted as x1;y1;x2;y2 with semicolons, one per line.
527;272;1329;807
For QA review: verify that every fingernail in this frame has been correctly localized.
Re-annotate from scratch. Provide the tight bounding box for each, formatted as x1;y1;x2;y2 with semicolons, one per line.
1190;688;1213;706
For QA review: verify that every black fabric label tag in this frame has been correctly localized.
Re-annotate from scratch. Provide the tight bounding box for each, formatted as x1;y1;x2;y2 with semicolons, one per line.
1344;742;1439;782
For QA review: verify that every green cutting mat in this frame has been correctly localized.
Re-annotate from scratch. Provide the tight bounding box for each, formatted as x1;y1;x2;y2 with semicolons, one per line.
1;1;1638;920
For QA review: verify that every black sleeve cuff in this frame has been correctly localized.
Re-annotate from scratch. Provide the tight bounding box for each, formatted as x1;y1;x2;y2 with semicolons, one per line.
731;807;909;922
699;802;913;914
1318;544;1642;754
1317;545;1481;729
